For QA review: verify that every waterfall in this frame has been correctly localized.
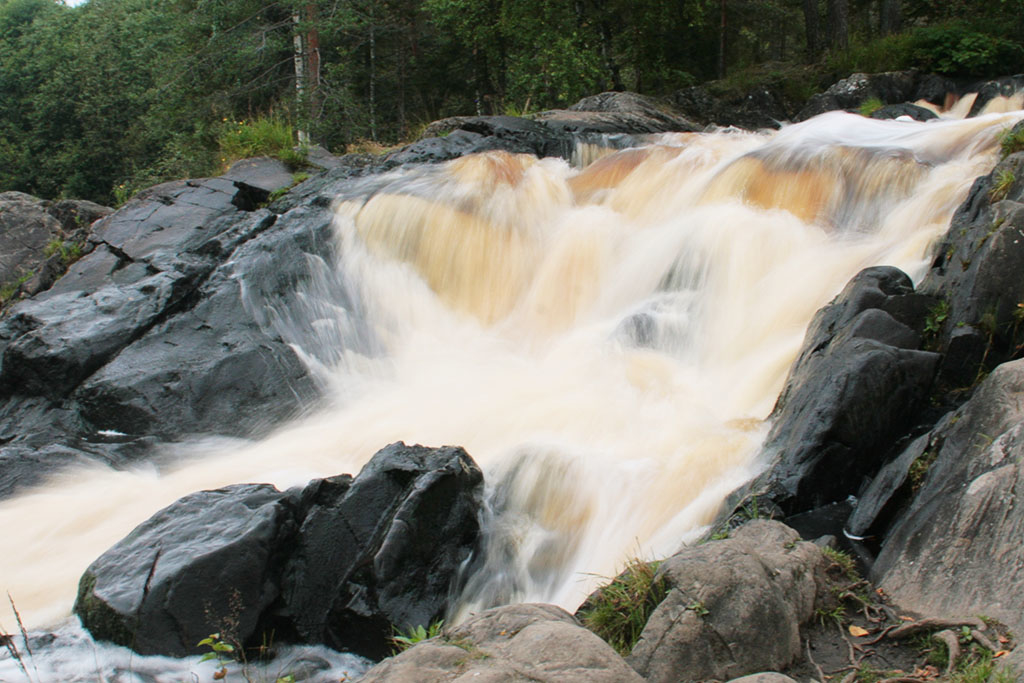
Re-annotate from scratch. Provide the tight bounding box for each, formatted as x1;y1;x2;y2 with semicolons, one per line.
1;108;1022;665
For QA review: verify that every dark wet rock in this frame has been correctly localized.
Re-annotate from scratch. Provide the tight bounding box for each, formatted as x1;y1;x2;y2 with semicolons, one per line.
672;84;792;130
740;267;939;515
224;156;296;196
627;521;825;682
74;483;295;656
0;170;362;497
0;193;66;296
538;90;699;134
280;443;484;660
387;116;561;167
966;74;1024;117
75;442;484;660
918;148;1024;387
871;359;1024;634
797;71;921;121
870;102;938;121
359;603;644;683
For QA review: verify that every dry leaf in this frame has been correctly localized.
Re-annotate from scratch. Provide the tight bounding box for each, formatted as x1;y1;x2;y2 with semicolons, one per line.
999;635;1010;643
848;625;870;637
213;668;228;681
899;615;915;622
995;650;1010;658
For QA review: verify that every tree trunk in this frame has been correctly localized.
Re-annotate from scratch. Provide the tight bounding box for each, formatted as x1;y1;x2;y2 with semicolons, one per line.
717;0;727;79
292;11;309;145
880;0;900;35
803;0;820;60
827;0;848;51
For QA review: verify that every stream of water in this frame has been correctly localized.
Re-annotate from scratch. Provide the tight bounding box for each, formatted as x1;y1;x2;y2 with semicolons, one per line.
1;102;1022;680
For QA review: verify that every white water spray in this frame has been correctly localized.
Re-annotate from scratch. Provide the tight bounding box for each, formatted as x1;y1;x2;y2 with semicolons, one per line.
1;109;1022;670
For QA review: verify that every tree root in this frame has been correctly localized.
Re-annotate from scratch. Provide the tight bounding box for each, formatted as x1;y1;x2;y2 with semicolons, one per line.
934;629;960;676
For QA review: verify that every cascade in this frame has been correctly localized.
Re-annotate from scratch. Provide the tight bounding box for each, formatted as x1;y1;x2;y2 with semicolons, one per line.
1;105;1023;677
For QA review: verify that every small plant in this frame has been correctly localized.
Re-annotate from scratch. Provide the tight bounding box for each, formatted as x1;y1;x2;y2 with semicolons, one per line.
198;632;236;678
908;448;939;492
815;603;846;626
391;619;444;652
0;271;33;305
924;299;950;339
1000;125;1024;160
579;558;668;656
43;239;84;265
686;600;710;617
822;547;859;582
858;96;885;117
989;168;1016;202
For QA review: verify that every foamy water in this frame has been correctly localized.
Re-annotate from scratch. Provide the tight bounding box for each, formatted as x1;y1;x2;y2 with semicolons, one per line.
2;104;1022;678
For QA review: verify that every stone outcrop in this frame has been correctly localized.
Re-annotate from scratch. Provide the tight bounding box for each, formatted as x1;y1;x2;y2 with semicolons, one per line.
74;442;484;659
627;521;826;682
740;267;939;515
864;360;1024;635
0;191;111;302
359;603;646;683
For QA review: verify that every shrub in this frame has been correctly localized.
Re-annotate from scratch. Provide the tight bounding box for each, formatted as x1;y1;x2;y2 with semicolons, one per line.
217;116;307;169
578;558;668;656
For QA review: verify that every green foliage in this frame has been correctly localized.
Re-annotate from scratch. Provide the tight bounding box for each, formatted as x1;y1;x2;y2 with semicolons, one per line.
1000;126;1024;160
821;547;859;582
858;97;884;117
924;299;950;338
908;448;939;492
391;619;444;652
217;117;297;168
989;168;1016;202
0;270;32;304
579;558;667;656
43;239;83;265
198;632;236;666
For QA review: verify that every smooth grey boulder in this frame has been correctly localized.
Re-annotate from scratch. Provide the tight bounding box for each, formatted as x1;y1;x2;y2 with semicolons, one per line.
726;675;799;683
74;442;484;659
359;603;645;683
627;521;825;683
872;359;1024;635
745;267;939;514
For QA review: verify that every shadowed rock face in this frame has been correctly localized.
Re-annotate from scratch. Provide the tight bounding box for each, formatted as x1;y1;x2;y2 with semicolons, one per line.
74;442;484;660
737;266;939;516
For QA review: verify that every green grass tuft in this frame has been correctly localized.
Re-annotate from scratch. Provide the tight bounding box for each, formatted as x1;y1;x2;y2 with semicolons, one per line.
578;558;668;656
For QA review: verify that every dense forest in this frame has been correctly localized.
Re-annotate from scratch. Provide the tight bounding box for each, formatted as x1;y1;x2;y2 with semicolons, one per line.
1;0;1024;204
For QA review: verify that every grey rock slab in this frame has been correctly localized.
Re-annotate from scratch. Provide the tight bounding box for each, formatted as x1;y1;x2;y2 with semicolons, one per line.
873;358;1024;635
627;520;825;683
359;603;644;683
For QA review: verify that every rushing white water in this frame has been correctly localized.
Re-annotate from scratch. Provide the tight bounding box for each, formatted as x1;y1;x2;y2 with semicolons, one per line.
2;105;1023;677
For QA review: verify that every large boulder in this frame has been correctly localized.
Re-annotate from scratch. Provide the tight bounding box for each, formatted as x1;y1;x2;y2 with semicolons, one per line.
74;442;484;659
918;140;1024;387
743;267;939;514
280;442;484;660
0;192;111;303
796;71;930;121
868;359;1024;635
671;84;793;130
0;170;361;496
359;603;645;683
626;521;825;682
